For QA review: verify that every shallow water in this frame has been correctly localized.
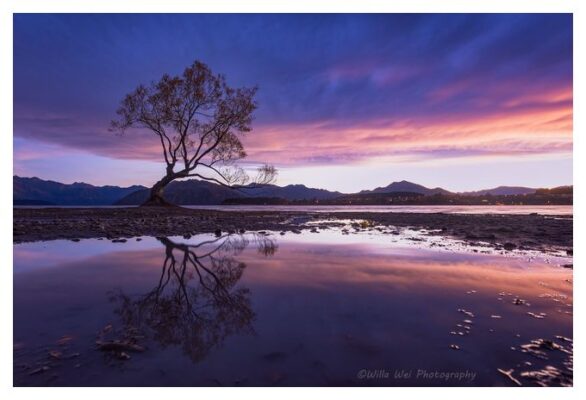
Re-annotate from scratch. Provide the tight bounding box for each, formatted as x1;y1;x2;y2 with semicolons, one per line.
13;230;573;386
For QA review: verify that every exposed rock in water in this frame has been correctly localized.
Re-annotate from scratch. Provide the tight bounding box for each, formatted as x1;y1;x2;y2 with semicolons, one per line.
28;366;51;376
500;337;574;386
527;312;546;319
95;340;145;353
520;366;572;387
457;308;475;318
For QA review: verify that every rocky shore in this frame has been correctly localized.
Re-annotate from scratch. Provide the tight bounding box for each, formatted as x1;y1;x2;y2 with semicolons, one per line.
13;207;572;255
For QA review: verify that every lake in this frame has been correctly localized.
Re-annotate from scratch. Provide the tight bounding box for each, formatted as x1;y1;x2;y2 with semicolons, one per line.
185;205;573;215
13;228;573;386
14;204;573;216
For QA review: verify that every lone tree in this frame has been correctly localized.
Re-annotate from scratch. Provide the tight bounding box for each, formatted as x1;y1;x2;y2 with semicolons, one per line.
111;60;277;206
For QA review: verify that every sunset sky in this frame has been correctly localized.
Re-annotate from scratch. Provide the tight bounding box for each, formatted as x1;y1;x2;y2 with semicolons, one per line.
13;14;572;192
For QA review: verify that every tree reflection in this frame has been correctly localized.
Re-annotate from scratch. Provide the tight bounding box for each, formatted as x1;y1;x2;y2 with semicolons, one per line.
110;233;277;362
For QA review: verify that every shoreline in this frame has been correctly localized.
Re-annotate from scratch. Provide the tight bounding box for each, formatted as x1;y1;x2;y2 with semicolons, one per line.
13;207;573;255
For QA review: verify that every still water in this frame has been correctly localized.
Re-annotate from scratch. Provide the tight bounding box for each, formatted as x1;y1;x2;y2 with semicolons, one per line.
14;230;573;386
15;204;573;215
185;205;573;215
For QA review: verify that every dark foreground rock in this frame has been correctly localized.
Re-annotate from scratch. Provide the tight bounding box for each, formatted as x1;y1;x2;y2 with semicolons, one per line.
13;207;572;254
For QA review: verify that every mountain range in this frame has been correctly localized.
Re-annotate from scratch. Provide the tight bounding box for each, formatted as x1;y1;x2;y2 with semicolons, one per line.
13;176;145;206
13;175;556;206
113;180;340;205
114;181;342;205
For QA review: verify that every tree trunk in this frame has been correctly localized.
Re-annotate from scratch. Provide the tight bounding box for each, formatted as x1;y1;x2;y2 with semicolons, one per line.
141;174;176;207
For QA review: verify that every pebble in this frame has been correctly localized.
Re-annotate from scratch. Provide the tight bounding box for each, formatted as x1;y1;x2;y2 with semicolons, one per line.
457;308;475;318
527;312;546;319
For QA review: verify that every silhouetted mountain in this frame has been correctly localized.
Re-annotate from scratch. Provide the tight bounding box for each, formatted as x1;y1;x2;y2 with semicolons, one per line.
116;180;246;205
361;180;452;196
116;180;342;205
461;186;536;196
238;183;342;200
13;176;145;205
13;175;572;206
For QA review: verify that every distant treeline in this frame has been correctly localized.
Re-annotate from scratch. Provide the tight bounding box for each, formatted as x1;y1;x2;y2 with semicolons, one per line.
223;188;573;206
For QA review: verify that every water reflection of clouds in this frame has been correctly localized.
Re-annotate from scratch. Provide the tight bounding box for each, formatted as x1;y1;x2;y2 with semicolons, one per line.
241;242;571;302
13;232;572;309
13;231;572;386
13;234;238;274
13;237;161;274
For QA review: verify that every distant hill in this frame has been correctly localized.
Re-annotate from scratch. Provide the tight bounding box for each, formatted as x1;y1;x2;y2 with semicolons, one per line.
461;186;536;196
361;180;452;196
238;183;342;201
362;181;541;197
303;191;426;206
13;176;145;206
535;186;573;195
116;180;342;205
116;179;245;205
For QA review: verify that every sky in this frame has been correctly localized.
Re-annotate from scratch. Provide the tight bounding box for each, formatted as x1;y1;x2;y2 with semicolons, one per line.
13;14;573;192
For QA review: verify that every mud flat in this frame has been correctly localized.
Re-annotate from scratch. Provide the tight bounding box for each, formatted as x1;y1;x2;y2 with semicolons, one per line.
13;207;572;254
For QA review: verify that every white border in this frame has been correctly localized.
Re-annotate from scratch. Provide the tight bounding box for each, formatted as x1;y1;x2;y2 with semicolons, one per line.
0;0;579;13
0;1;581;399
